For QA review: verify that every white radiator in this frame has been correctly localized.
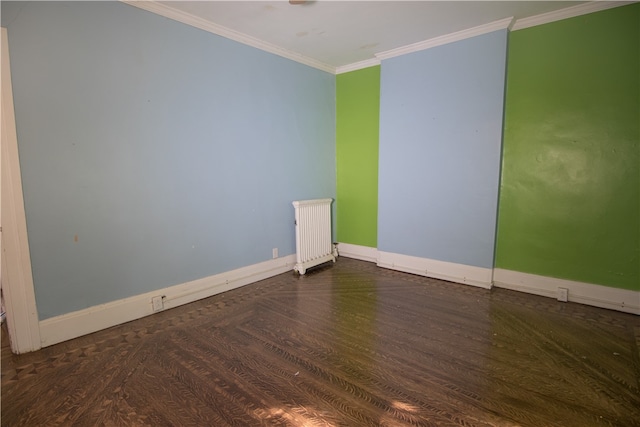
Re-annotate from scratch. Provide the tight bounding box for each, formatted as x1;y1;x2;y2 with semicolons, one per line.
292;198;337;275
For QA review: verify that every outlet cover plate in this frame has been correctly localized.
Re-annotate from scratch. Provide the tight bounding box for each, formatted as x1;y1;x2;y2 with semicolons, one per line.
152;296;164;312
557;287;568;302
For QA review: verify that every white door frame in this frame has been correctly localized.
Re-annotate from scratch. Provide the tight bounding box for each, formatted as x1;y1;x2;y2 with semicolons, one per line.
1;27;41;353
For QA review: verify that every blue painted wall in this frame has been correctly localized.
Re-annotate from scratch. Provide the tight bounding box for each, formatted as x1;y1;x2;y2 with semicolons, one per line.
2;2;335;319
378;30;507;268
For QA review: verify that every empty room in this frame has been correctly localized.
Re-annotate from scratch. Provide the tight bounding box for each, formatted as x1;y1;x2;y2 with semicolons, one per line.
1;1;638;426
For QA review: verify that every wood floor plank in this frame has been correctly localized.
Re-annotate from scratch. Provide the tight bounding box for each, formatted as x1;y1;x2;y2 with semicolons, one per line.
3;258;639;426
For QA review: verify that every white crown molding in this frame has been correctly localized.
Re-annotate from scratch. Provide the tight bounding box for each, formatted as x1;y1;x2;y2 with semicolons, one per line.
493;268;639;315
120;0;336;74
120;1;633;77
336;58;381;75
375;17;513;62
511;1;634;31
39;255;296;348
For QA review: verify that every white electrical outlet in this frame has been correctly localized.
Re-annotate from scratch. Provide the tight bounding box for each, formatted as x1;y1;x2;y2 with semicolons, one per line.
272;248;278;259
557;287;568;302
152;296;164;312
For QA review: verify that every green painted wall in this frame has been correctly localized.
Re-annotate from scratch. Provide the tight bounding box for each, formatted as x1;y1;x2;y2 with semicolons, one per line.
336;66;380;247
496;4;639;290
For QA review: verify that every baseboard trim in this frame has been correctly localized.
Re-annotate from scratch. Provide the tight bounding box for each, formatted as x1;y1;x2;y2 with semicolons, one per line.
493;269;639;315
37;253;637;347
337;243;378;263
39;255;296;347
377;251;493;289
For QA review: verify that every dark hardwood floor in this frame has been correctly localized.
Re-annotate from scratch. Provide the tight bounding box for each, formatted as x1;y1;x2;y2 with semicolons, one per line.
2;258;639;426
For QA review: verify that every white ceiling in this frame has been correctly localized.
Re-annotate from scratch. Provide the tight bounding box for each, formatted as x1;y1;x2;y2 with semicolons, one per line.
153;1;607;71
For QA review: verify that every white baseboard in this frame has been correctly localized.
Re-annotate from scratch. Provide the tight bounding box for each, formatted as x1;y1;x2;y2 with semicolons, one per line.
493;269;640;315
39;255;296;347
37;252;637;348
377;251;493;289
337;242;378;263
